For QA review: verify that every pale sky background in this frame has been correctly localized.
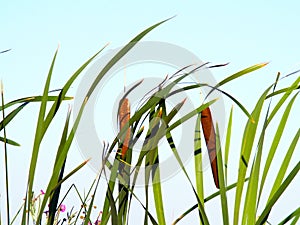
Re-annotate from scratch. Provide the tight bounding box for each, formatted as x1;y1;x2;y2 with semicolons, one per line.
1;1;300;224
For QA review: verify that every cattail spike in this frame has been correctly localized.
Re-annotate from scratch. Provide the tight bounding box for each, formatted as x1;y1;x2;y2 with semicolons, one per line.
119;97;131;159
201;106;219;189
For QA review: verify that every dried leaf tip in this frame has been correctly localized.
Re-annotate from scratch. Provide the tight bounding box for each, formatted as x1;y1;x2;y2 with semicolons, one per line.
0;80;3;94
174;98;187;112
261;62;270;67
84;158;91;164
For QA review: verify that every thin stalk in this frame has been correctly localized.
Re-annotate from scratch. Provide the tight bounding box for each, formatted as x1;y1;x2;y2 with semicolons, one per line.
1;80;10;224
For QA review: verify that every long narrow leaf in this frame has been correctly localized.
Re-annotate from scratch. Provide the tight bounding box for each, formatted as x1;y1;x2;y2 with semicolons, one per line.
172;178;250;225
266;76;300;125
167;99;217;134
224;106;233;183
233;86;272;225
206;63;269;99
242;128;264;225
0;102;28;131
23;48;59;224
152;152;166;225
256;161;300;225
163;111;210;224
217;63;268;87
216;123;229;224
168;83;253;122
47;107;72;225
267;129;299;202
278;206;300;225
85;18;172;99
0;95;72;111
241;73;280;224
258;93;298;203
0;137;20;146
194;113;204;207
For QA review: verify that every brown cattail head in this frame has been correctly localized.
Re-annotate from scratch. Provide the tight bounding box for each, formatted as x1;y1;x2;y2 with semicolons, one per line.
119;98;131;159
201;106;219;189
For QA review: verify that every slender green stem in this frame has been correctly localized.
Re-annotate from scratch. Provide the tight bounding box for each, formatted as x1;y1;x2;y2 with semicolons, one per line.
1;81;10;224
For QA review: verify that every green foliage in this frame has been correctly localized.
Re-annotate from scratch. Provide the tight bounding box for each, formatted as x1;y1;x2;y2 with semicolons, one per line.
1;19;299;225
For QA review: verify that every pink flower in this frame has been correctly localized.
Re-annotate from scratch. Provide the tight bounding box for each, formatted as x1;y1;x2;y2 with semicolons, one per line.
60;204;66;212
40;190;45;195
94;220;101;225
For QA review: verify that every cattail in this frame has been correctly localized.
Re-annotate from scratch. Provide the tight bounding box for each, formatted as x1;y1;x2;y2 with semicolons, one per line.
201;106;219;189
119;97;131;159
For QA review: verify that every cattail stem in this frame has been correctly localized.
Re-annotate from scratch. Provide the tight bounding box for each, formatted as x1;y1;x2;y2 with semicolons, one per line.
1;80;10;223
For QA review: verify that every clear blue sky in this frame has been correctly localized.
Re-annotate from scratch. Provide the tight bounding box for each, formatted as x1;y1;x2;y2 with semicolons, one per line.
1;1;299;224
